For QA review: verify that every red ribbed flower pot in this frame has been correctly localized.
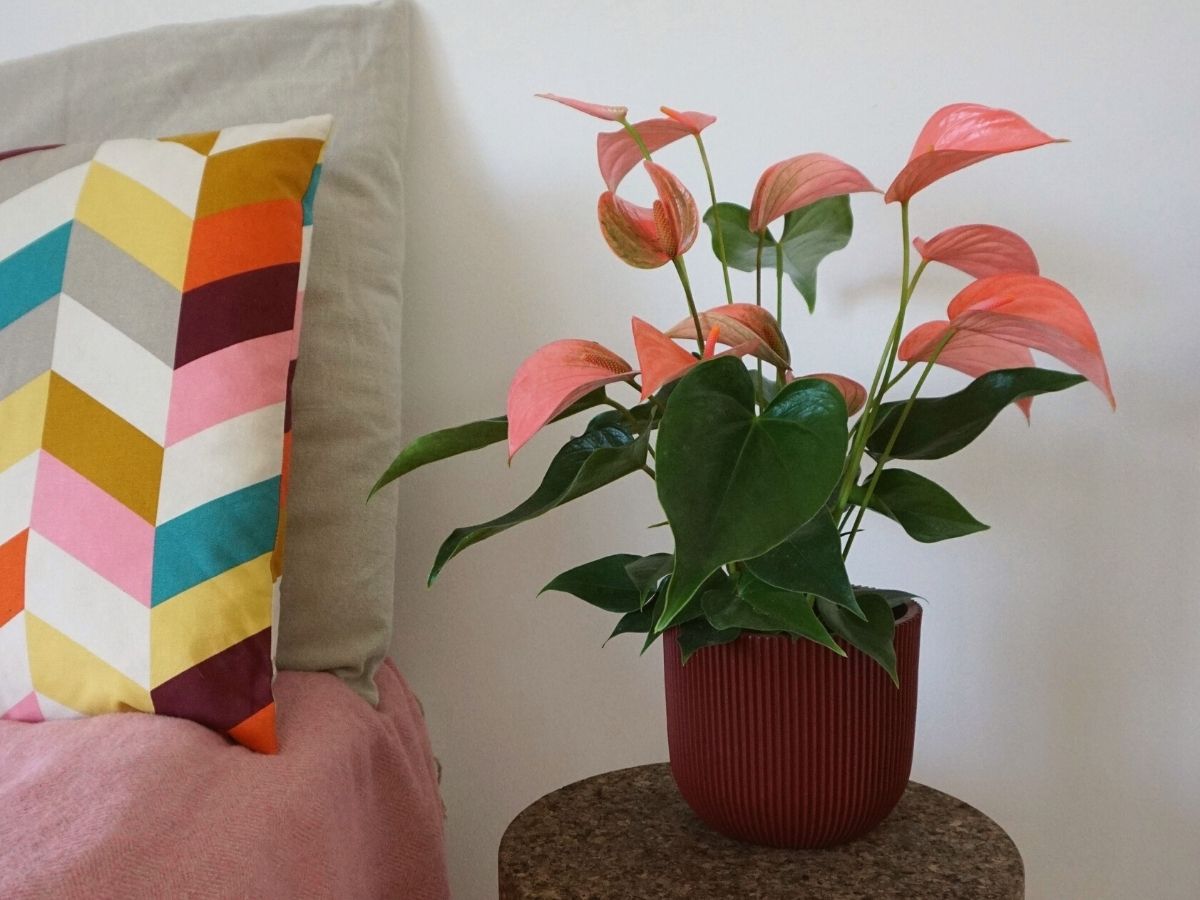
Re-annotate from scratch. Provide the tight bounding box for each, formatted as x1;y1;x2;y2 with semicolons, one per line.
663;601;921;848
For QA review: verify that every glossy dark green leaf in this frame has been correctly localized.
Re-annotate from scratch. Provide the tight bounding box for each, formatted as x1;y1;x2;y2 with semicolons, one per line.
587;398;660;435
700;573;843;654
855;468;988;543
855;585;921;610
624;553;673;608
867;368;1086;461
540;554;643;613
777;196;853;312
738;575;844;653
605;606;656;645
655;360;849;631
677;618;741;664
699;576;776;631
429;423;650;584
744;510;862;617
371;389;608;498
818;591;898;684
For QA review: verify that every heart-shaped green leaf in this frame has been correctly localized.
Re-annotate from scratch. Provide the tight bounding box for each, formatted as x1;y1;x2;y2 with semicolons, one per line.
606;606;656;645
429;422;650;583
867;367;1086;460
655;359;849;631
702;198;853;311
855;585;922;610
818;591;898;684
777;197;853;312
702;573;844;654
624;553;674;608
677;618;741;664
743;510;862;617
738;576;845;653
703;202;773;270
700;577;777;631
541;554;643;613
371;389;609;498
854;468;988;542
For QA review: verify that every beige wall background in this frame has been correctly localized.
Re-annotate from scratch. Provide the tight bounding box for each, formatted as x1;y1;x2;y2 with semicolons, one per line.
4;2;1198;898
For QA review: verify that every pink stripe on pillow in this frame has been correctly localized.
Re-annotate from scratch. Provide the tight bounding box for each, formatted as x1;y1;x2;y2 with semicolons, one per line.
30;453;155;605
1;691;43;723
165;330;294;447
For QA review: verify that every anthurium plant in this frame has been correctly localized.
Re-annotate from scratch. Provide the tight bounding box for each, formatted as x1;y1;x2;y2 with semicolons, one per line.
374;96;1113;681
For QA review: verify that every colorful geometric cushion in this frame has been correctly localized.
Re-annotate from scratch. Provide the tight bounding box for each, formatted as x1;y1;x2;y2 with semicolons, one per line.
0;5;408;707
0;115;331;753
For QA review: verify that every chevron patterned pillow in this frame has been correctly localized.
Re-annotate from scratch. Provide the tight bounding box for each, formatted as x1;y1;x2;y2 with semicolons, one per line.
0;115;331;753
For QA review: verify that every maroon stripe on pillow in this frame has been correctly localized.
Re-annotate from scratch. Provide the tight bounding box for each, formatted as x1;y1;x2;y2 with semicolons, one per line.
0;144;62;163
175;263;299;368
150;628;274;732
283;358;298;433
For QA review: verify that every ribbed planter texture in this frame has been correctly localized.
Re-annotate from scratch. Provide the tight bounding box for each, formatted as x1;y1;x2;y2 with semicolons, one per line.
663;601;921;848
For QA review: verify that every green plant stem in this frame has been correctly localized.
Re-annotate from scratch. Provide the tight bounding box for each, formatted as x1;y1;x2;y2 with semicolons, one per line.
672;257;706;353
833;201;913;515
601;396;639;431
775;242;784;327
842;330;953;560
694;135;733;304
755;231;764;306
883;361;916;393
620;119;652;161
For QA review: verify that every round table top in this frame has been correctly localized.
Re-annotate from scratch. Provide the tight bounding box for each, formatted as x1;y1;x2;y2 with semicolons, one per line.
499;763;1023;899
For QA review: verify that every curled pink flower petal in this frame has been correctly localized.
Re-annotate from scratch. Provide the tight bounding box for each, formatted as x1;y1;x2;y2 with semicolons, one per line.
748;153;878;233
632;317;699;399
598;162;698;269
536;93;628;122
659;107;717;135
914;224;1039;279
899;320;1036;417
899;273;1114;409
798;373;868;415
665;303;790;369
597;114;714;192
886;104;1063;204
507;339;635;458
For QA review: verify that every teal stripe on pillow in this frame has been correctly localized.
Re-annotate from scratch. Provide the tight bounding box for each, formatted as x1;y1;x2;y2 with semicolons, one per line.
301;164;322;226
0;221;71;329
151;477;282;606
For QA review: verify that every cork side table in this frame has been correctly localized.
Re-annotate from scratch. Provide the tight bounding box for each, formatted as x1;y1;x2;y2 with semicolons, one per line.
499;764;1023;899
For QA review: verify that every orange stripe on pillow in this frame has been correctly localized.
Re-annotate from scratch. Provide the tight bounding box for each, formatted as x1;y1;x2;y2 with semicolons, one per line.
228;701;278;754
184;198;302;292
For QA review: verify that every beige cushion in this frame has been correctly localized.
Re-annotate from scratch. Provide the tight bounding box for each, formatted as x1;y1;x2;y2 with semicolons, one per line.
0;1;408;704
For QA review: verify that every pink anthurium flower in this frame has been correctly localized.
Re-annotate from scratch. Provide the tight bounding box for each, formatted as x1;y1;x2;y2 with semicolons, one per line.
748;153;878;233
536;93;629;122
507;339;635;459
665;302;790;369
899;273;1115;408
885;103;1063;204
632;319;759;399
597;111;716;192
914;224;1039;279
598;161;699;269
792;372;868;416
660;107;717;134
632;318;703;399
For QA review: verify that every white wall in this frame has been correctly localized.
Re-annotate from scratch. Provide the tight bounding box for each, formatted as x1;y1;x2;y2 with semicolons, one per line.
5;3;1199;899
